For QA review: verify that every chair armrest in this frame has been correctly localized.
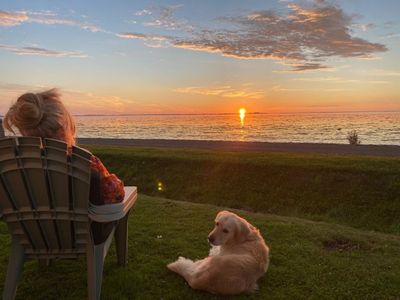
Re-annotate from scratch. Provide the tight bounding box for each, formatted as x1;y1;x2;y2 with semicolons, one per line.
88;186;137;222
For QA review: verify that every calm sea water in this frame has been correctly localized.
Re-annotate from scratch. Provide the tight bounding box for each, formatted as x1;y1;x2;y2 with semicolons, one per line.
75;112;400;145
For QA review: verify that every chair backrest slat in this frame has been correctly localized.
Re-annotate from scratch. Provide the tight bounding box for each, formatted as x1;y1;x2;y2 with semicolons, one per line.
0;138;33;210
0;137;46;250
0;137;92;256
42;139;73;249
69;146;92;250
42;139;69;209
17;138;49;208
0;140;17;211
71;146;92;211
18;138;58;249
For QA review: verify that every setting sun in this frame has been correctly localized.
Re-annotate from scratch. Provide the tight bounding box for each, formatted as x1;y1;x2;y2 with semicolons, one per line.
239;108;246;126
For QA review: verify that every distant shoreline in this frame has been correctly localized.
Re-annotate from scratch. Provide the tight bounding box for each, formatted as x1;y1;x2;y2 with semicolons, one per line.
78;138;400;157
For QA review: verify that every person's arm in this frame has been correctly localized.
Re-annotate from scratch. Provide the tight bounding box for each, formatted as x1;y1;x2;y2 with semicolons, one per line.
90;156;125;205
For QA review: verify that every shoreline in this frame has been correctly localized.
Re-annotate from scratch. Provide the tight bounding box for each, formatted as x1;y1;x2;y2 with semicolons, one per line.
78;138;400;157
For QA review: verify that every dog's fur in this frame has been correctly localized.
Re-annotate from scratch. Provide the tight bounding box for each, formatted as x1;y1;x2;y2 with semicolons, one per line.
167;211;269;295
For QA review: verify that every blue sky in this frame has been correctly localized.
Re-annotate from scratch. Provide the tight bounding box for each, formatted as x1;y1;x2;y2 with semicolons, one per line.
0;0;399;114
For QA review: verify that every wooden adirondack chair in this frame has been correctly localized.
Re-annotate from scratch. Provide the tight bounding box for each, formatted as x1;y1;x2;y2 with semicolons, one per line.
0;136;137;300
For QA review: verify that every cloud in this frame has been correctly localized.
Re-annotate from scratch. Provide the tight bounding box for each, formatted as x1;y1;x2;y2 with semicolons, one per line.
116;32;167;41
293;77;388;84
364;80;388;84
31;17;102;32
175;3;386;66
120;1;387;71
0;83;177;115
0;10;28;26
172;85;265;99
135;9;152;16
144;42;166;48
293;77;341;81
383;32;400;39
0;83;136;115
355;55;382;60
351;23;375;32
270;85;353;92
63;90;131;114
0;9;103;32
0;44;88;58
0;83;48;113
369;69;400;76
140;5;190;30
280;62;332;72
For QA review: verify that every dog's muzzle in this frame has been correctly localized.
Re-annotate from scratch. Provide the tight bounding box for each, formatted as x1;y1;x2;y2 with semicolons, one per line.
208;235;215;244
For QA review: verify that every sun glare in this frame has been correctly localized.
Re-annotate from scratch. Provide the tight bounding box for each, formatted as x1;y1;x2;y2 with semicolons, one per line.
239;108;246;127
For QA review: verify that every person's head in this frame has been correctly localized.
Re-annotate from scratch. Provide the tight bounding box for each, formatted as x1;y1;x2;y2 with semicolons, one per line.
4;89;76;146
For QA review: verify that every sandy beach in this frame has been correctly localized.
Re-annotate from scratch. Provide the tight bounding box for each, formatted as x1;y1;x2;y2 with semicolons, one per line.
78;138;400;157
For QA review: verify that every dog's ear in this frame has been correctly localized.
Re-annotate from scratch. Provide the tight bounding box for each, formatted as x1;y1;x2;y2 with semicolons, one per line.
217;210;229;217
235;217;258;243
216;210;229;221
234;217;251;243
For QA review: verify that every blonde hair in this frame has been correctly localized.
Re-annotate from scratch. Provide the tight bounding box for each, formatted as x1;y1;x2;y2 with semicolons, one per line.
4;89;76;146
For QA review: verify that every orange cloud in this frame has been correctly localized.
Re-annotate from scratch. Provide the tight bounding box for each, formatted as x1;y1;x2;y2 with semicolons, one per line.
0;9;103;32
172;85;265;99
0;83;168;115
0;10;28;26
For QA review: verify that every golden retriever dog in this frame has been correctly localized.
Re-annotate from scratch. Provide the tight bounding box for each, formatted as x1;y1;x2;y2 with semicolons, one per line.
167;210;270;295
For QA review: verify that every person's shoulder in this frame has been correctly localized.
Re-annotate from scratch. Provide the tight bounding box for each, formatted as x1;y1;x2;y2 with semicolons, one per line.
90;155;100;163
89;155;109;174
90;155;102;168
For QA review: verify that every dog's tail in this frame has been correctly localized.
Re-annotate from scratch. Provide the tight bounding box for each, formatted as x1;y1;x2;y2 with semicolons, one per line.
167;256;198;280
168;256;211;290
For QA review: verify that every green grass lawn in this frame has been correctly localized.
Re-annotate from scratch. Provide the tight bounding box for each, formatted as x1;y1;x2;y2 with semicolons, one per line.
1;195;399;299
85;145;400;234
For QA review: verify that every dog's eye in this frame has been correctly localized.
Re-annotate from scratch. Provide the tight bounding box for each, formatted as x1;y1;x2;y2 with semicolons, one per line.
223;229;229;234
216;222;219;226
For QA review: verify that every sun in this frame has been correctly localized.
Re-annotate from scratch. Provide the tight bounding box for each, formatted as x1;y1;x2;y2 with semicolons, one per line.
239;108;246;126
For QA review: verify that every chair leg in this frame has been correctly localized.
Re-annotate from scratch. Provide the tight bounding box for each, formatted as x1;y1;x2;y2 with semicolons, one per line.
87;242;105;300
3;237;25;300
114;211;130;266
103;228;115;261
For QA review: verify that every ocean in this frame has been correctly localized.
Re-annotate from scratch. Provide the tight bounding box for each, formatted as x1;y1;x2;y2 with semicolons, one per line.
75;112;400;145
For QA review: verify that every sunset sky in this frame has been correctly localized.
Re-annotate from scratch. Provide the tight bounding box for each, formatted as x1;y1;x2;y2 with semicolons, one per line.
0;0;399;114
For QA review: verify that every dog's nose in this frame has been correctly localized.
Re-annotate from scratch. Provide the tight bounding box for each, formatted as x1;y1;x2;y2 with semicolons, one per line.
208;235;215;243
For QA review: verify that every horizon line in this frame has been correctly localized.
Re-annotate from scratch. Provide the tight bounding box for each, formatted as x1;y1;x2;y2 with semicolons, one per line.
0;109;399;119
71;109;400;117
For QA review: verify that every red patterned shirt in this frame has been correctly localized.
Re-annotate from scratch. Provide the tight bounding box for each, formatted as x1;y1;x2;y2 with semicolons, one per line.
90;156;125;204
